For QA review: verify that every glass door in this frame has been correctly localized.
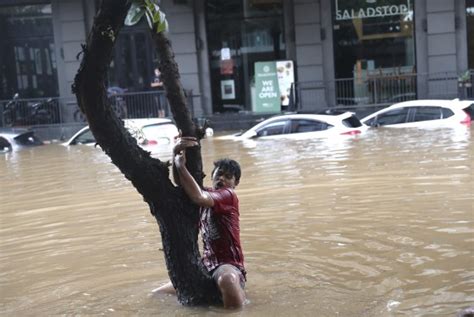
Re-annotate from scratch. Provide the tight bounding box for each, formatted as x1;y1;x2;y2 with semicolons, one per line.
206;0;285;113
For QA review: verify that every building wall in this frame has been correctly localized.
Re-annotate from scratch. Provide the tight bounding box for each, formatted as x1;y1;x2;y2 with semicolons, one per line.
162;0;205;117
193;0;212;117
51;0;87;98
293;0;327;111
417;0;468;98
426;0;458;74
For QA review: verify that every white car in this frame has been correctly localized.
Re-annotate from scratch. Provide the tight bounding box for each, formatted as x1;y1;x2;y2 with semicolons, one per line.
0;129;44;152
361;99;473;128
220;112;367;140
64;118;179;152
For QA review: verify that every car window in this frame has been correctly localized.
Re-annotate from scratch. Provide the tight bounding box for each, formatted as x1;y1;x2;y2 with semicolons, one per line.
410;107;443;122
441;107;455;118
374;107;410;126
14;132;43;146
73;129;96;144
342;115;363;127
256;120;288;137
290;119;332;133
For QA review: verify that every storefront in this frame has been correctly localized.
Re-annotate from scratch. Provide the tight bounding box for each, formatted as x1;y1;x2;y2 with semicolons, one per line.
332;0;415;105
205;0;287;113
0;0;472;120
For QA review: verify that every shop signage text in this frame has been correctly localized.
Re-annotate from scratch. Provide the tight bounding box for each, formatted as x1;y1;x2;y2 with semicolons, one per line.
254;62;280;113
335;1;411;20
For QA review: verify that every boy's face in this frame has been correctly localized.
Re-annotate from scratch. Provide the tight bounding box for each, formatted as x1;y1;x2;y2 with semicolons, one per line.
211;167;239;189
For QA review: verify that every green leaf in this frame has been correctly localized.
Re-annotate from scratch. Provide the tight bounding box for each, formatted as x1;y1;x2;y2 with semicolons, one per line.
159;11;166;24
157;18;168;33
125;2;145;26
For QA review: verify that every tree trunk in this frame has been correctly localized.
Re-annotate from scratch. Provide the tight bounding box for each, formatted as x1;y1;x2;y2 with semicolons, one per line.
72;0;220;305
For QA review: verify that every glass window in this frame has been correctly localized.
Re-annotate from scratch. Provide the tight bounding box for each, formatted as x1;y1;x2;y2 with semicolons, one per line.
0;4;58;99
290;119;331;133
206;0;285;113
410;107;442;122
332;0;415;105
342;115;363;127
256;120;287;136
441;107;455;119
375;107;409;126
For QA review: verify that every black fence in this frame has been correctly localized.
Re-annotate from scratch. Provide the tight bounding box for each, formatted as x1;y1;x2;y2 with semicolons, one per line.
293;70;474;111
0;90;194;128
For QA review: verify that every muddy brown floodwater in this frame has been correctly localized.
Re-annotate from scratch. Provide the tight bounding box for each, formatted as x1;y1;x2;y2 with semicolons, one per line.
1;126;473;316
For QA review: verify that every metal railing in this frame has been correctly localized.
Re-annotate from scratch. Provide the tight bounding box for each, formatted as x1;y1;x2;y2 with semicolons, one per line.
0;90;194;128
293;70;474;111
1;71;472;128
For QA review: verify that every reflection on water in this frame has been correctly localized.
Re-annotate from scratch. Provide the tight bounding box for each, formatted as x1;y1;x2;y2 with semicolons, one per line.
1;127;473;316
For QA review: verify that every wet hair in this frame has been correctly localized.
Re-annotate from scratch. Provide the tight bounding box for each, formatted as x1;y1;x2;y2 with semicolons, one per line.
212;158;241;182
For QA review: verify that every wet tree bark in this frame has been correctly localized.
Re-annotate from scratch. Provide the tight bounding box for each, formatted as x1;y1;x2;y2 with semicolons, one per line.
72;0;220;305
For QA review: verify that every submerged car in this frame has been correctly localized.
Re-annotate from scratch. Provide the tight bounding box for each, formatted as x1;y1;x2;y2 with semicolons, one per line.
221;112;367;140
64;118;179;151
361;99;472;128
0;129;44;152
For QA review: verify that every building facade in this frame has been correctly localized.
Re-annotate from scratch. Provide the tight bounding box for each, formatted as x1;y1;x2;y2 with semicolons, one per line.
0;0;473;119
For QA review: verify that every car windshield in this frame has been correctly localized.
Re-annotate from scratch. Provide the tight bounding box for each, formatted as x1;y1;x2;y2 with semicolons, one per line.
14;132;43;146
0;136;11;151
256;120;287;137
73;129;95;144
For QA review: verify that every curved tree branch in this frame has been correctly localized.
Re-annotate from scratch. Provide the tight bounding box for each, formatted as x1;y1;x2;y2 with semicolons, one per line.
72;0;220;305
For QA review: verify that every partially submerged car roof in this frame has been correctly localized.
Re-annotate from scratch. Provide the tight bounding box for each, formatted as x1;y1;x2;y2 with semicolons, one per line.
123;118;173;127
385;99;472;109
0;128;43;149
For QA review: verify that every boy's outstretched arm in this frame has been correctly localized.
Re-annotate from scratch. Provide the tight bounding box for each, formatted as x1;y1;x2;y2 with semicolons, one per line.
173;138;214;208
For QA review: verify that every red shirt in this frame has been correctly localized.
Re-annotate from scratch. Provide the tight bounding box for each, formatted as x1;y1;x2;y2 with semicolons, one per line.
200;187;246;278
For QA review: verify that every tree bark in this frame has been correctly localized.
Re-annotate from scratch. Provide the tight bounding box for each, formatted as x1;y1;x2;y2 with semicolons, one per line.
72;0;220;305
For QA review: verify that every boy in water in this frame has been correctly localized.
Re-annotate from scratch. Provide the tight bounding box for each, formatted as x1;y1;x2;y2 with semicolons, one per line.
155;137;246;308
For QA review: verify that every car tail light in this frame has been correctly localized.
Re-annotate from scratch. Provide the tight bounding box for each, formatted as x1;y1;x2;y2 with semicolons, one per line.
460;110;471;125
340;130;361;135
147;139;158;145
